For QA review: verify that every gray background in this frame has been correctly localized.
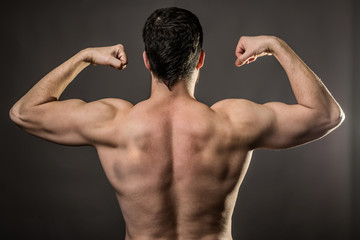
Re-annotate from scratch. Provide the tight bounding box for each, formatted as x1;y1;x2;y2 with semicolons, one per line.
1;0;358;239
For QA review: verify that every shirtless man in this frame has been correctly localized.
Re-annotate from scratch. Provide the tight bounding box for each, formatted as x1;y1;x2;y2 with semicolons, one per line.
10;7;344;240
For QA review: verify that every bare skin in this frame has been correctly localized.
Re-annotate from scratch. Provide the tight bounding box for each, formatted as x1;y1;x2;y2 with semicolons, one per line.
10;36;344;240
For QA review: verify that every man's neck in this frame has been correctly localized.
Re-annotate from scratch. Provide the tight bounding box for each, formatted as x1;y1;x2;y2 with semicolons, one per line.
150;76;196;100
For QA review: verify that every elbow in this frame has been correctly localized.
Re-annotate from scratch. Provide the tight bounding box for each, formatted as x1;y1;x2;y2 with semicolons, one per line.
9;104;21;124
320;105;345;133
309;104;345;139
9;103;31;126
329;104;345;128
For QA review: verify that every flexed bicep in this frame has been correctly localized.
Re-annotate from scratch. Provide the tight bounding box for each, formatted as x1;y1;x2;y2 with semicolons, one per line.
212;99;336;150
9;44;134;146
253;102;335;149
229;35;344;149
12;99;132;146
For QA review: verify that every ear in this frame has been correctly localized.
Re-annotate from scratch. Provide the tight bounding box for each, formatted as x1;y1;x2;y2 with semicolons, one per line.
196;50;205;70
143;51;151;71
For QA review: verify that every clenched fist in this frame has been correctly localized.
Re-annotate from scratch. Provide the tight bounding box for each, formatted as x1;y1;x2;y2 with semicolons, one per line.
235;36;277;67
83;44;128;70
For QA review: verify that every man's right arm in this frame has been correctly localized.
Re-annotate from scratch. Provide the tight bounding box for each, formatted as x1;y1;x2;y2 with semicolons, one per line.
212;36;344;149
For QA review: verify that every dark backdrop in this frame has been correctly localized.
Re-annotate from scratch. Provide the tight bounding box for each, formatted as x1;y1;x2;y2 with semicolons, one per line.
1;0;358;239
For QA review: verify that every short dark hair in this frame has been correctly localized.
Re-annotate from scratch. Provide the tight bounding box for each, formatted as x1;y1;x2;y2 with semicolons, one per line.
142;7;203;90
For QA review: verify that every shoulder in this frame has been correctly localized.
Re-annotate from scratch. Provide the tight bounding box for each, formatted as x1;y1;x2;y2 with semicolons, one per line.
78;98;134;146
211;98;256;109
211;99;274;148
96;98;134;110
211;98;265;119
87;98;133;117
77;98;133;126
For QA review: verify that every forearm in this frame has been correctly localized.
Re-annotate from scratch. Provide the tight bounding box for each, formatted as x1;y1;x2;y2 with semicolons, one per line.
270;37;344;121
11;50;90;117
19;50;89;106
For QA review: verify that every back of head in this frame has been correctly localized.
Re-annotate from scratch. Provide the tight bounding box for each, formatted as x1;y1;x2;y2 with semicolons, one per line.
143;7;203;90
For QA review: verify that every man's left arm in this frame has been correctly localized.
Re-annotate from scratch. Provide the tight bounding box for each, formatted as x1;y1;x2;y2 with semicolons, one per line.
9;44;133;146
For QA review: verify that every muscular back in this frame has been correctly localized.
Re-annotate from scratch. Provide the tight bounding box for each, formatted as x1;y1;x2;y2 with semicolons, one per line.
96;98;252;240
10;34;343;240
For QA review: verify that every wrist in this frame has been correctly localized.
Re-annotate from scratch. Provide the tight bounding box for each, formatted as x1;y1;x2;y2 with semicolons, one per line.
267;36;287;56
77;48;93;63
266;36;281;52
69;49;91;70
